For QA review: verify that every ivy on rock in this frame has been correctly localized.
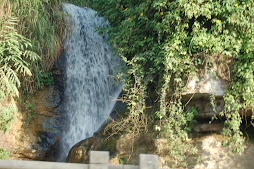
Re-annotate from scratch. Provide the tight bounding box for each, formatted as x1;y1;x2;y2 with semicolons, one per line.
91;0;253;167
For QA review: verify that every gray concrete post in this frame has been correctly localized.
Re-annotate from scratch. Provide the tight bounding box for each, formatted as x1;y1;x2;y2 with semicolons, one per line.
139;154;159;169
89;151;109;169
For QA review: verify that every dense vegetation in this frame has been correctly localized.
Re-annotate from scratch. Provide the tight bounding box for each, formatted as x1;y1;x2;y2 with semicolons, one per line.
0;0;253;166
0;0;64;132
90;0;254;166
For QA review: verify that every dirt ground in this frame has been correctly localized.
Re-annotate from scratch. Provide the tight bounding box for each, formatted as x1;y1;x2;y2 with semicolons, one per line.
191;134;254;169
157;134;254;169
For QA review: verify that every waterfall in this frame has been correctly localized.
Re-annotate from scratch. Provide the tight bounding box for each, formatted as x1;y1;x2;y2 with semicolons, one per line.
59;3;123;161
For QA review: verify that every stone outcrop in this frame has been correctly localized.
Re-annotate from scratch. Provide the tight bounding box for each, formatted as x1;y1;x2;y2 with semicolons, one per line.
182;69;228;118
194;123;224;132
67;132;157;165
181;54;235;120
181;69;227;132
182;71;229;97
67;135;118;163
180;54;235;132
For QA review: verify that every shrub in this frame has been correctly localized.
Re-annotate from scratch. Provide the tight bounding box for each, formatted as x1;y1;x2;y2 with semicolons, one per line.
92;0;254;166
0;0;64;132
0;0;40;132
10;0;65;92
0;148;10;159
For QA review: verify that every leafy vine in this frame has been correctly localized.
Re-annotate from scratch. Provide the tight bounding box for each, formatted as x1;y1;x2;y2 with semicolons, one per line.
91;0;253;166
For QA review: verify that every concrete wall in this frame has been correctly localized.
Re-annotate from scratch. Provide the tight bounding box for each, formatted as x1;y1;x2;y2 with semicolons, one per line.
0;151;167;169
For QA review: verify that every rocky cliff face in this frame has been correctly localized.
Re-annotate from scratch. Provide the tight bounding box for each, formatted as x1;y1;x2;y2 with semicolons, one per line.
182;62;230;120
180;54;236;132
0;86;64;161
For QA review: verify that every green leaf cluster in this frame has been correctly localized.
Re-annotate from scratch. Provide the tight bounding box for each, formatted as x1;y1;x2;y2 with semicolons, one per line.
0;1;41;132
92;0;254;166
0;147;10;159
9;0;65;92
0;16;40;97
0;0;65;133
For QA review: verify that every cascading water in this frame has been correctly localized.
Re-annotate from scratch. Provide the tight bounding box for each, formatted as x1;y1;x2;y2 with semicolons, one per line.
59;3;123;161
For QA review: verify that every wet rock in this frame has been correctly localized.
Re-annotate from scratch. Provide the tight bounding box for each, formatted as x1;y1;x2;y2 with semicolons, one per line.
52;49;67;96
16;86;66;161
20;143;50;161
66;91;127;163
45;138;61;161
33;51;68;161
20;150;44;161
67;136;108;163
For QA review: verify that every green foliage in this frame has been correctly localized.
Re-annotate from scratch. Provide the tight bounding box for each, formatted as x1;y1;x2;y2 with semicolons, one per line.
10;0;65;92
39;72;54;87
0;0;64;133
0;1;40;132
0;148;10;159
19;95;38;128
0;92;17;133
92;0;254;166
0;16;40;97
119;156;127;164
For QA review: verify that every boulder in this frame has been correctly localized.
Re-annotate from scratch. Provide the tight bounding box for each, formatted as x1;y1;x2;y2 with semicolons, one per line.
182;71;229;97
67;137;101;163
66;135;117;163
181;54;235;120
182;67;228;120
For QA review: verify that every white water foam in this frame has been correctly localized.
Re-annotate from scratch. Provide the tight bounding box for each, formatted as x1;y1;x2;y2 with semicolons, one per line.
59;3;123;161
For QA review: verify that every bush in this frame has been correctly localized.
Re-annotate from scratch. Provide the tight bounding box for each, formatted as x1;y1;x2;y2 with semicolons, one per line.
0;148;10;159
92;0;254;166
0;0;64;132
0;0;40;132
10;0;65;92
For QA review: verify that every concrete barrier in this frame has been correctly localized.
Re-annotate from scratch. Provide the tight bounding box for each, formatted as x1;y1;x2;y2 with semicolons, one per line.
0;151;167;169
